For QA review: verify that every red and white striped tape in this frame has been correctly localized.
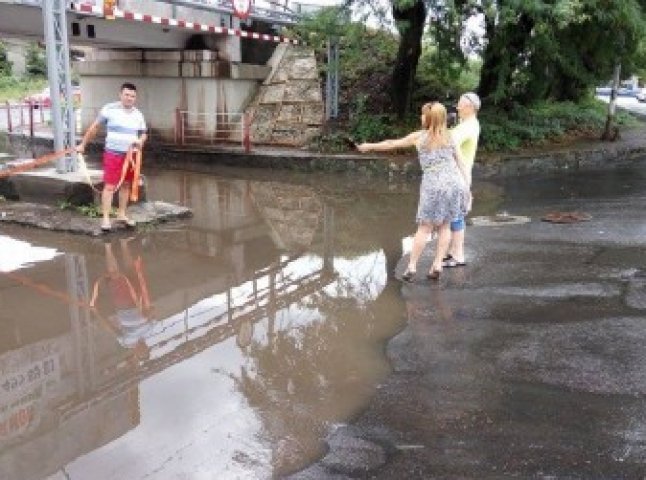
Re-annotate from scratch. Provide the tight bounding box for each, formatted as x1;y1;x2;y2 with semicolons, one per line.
70;2;300;45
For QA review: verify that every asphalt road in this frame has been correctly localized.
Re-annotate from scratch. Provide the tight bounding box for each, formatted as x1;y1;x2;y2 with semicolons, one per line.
290;161;646;479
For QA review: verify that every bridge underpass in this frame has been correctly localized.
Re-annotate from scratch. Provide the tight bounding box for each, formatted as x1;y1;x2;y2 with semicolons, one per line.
0;0;326;162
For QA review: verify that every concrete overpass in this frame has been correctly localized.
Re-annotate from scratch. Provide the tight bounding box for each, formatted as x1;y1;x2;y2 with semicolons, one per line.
0;0;305;49
0;0;326;155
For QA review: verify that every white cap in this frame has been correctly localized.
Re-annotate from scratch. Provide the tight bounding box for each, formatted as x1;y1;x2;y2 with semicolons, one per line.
462;92;481;111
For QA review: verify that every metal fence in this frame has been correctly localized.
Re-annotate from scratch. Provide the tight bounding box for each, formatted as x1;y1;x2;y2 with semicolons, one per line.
1;101;53;138
175;109;252;152
1;103;253;151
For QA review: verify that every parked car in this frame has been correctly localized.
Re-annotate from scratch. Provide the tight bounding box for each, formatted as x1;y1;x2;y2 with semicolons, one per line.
637;88;646;102
23;85;81;107
595;79;642;98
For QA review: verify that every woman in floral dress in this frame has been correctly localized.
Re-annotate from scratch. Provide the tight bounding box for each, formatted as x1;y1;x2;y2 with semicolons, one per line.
357;102;470;280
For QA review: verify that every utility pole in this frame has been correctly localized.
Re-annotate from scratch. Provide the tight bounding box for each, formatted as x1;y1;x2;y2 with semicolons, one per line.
602;63;622;141
325;37;339;120
42;0;77;172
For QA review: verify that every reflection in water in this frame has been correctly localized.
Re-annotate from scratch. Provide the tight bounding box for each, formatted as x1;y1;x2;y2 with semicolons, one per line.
0;171;406;479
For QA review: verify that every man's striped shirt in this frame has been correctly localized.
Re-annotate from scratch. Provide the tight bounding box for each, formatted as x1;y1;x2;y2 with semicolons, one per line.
98;102;147;153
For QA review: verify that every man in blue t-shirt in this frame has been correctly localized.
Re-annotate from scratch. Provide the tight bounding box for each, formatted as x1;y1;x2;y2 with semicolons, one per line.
77;83;147;232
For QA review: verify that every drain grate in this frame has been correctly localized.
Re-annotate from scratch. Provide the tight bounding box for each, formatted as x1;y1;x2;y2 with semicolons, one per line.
541;211;592;224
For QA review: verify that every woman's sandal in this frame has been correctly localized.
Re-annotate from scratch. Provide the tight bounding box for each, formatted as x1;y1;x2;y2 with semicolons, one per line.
426;269;441;281
402;270;416;282
116;217;137;228
442;254;466;268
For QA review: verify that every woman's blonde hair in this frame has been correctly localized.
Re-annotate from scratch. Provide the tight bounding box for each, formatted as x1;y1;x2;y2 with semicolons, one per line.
421;102;450;148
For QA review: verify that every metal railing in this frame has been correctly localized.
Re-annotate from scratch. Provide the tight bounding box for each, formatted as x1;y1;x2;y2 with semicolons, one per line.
1;101;52;138
154;0;304;25
175;109;252;152
1;0;330;24
2;103;253;151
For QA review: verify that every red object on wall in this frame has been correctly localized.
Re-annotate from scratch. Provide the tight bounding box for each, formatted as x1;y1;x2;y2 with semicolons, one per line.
232;0;252;20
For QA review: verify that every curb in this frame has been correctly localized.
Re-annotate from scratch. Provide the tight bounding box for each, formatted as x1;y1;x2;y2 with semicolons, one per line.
6;132;646;179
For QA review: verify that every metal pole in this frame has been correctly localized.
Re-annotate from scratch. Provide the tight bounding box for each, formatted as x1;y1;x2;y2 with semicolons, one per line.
325;37;339;120
43;0;77;172
242;113;251;153
323;204;335;273
5;101;12;133
28;101;34;138
65;254;95;396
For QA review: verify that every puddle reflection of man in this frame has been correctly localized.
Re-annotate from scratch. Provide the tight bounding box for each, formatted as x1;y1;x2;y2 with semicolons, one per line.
91;238;154;361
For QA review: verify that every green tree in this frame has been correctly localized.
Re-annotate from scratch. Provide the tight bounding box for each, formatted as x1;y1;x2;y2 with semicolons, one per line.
291;6;399;119
0;41;11;76
391;0;427;117
478;0;646;108
25;43;46;78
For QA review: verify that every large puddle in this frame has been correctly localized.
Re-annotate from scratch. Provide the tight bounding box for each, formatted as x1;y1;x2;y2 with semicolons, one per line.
0;165;423;479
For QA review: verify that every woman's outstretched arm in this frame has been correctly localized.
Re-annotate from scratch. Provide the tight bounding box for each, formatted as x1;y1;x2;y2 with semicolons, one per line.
357;131;421;153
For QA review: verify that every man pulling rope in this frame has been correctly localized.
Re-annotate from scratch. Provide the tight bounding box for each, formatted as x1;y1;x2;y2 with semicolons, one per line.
76;82;147;232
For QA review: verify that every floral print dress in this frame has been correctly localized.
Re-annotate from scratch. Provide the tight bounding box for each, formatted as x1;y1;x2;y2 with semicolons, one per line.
415;132;469;224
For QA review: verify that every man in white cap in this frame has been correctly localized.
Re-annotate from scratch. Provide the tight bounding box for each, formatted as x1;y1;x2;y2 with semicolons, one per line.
443;91;481;267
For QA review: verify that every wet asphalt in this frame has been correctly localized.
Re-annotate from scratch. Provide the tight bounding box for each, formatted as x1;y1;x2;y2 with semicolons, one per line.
290;164;646;479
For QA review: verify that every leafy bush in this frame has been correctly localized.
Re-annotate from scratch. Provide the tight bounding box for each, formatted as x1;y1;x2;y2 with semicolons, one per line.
307;132;354;153
25;43;46;78
0;41;11;77
478;99;638;152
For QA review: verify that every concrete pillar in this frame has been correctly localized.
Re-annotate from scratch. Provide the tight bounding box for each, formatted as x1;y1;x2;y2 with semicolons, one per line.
4;38;28;77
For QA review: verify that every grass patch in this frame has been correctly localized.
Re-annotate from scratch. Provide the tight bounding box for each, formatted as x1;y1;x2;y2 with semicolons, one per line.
59;201;116;218
0;76;47;103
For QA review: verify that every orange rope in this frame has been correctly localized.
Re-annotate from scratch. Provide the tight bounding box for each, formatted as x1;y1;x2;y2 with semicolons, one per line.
0;148;74;179
3;269;93;310
130;149;142;202
0;269;123;336
113;146;143;200
90;254;151;312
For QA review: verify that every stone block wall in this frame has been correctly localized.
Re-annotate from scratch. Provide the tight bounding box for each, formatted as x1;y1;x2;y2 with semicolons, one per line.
245;45;324;147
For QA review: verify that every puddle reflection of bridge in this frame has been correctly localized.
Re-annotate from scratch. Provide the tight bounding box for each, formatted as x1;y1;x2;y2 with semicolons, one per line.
60;250;337;421
0;174;342;480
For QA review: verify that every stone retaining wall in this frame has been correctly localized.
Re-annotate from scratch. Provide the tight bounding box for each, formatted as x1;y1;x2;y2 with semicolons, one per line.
245;45;324;147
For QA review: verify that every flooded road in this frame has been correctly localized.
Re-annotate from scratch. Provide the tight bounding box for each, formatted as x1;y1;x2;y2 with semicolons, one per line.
0;165;423;479
4;141;646;479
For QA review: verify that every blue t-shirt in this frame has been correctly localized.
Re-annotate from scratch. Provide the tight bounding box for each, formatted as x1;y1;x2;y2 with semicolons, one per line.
98;102;147;153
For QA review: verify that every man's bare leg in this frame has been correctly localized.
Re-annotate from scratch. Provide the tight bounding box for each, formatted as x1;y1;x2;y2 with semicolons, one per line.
101;185;115;229
450;228;465;263
116;182;131;221
408;223;433;272
431;223;451;272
